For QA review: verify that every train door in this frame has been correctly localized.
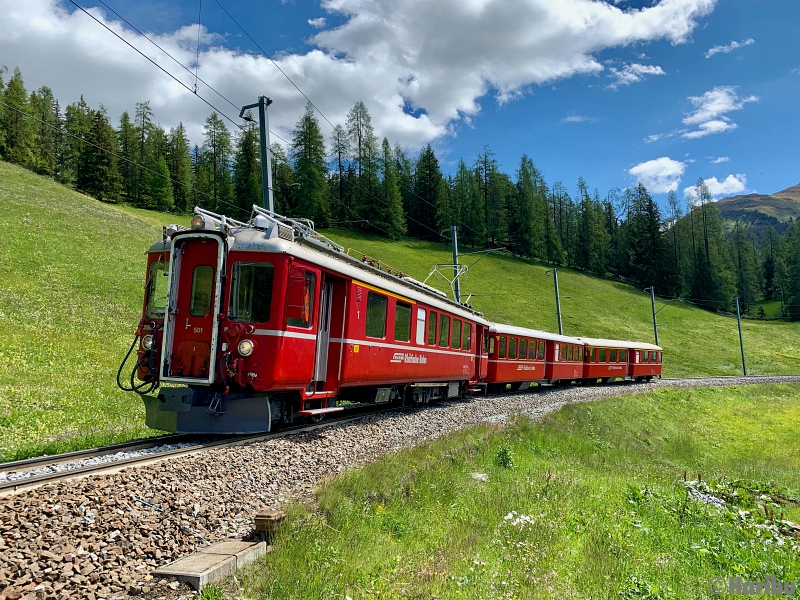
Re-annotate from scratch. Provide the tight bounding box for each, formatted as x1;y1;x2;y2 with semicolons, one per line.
313;278;334;389
161;234;224;384
476;325;489;379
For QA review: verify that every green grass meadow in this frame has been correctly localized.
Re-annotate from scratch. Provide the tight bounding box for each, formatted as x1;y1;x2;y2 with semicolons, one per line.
238;385;800;599
0;160;798;460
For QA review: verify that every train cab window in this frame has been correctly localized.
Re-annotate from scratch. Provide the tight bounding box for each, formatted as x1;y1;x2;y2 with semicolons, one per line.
620;350;627;362
229;262;274;323
462;323;472;351
498;336;507;359
146;260;169;318
488;336;495;356
416;308;426;345
365;291;388;338
189;265;214;317
537;341;545;360
508;338;517;359
519;340;527;360
610;349;618;363
428;311;438;345
438;315;450;348
599;348;607;362
394;301;412;342
658;352;662;363
451;319;462;349
287;270;316;328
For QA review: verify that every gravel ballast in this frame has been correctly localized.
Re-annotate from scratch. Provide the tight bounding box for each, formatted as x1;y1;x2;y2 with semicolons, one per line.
1;376;797;599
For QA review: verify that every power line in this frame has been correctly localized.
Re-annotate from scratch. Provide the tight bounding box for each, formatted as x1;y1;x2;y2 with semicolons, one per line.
67;0;243;132
93;0;242;115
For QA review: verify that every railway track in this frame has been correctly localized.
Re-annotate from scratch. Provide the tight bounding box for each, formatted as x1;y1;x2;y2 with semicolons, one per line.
3;374;797;495
0;403;401;495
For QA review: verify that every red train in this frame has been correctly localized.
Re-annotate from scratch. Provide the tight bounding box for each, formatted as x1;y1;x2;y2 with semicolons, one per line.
120;207;661;434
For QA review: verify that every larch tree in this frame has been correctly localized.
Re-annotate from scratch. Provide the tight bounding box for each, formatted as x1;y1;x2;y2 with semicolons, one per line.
379;137;406;239
166;122;193;213
233;115;261;218
1;68;35;168
291;102;329;225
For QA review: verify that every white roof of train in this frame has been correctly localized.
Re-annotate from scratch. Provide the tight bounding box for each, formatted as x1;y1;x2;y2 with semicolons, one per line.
574;337;662;351
488;323;583;344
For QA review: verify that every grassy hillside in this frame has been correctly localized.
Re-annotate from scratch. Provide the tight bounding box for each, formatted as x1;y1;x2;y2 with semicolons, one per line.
0;161;798;460
240;384;800;599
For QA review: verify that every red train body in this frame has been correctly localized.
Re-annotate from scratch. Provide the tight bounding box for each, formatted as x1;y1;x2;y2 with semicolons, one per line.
125;207;660;434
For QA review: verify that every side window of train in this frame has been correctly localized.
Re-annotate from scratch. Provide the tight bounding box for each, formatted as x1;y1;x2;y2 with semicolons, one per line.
528;340;536;360
229;262;275;323
537;341;545;360
610;349;617;363
599;348;607;362
415;308;426;345
428;311;438;345
620;349;627;362
146;259;169;318
590;348;596;362
287;268;315;327
488;335;495;356
365;291;388;338
560;345;567;361
394;301;412;342
498;336;506;359
462;323;472;351
451;319;462;349
519;339;527;360
658;351;662;363
438;314;450;348
508;338;517;359
189;265;214;317
642;351;649;363
567;345;573;362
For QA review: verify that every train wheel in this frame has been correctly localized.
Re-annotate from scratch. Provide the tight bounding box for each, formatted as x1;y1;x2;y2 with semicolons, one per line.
635;376;644;383
309;415;325;424
645;376;653;382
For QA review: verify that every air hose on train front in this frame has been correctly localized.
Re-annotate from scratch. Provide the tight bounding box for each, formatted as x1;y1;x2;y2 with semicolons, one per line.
116;322;160;395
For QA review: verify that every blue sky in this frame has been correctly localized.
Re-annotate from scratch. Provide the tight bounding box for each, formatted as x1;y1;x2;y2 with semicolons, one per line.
1;0;798;208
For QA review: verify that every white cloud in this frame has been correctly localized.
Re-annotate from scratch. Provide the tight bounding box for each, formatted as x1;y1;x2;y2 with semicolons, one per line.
683;174;747;198
307;17;327;28
607;63;665;89
561;115;597;124
705;37;754;58
0;0;716;151
629;157;686;194
710;156;729;163
681;86;757;139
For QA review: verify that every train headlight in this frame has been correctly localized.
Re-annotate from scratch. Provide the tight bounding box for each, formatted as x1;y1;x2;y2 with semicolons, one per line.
238;339;255;357
191;215;205;230
142;334;155;351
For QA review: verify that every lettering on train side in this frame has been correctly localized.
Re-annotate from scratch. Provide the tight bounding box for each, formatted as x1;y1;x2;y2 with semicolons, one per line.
390;352;428;364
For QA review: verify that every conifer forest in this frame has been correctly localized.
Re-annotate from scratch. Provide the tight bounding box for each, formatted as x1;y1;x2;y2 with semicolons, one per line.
2;65;799;320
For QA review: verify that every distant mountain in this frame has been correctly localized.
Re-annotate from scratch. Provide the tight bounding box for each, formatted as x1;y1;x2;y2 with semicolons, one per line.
715;183;800;239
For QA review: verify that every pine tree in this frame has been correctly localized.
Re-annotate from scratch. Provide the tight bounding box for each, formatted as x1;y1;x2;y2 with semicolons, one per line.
133;101;154;206
730;222;759;314
166;123;193;213
379;137;406;238
0;66;6;156
1;68;35;168
329;124;350;221
61;96;92;187
233;116;261;217
411;144;444;240
509;155;538;257
29;86;58;177
291;102;329;224
202;112;234;212
77;107;122;202
117;111;139;202
451;159;484;248
626;183;665;286
476;147;507;245
345;101;379;223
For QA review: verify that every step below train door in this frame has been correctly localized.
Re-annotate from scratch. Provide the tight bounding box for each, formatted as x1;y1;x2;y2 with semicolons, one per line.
161;234;224;384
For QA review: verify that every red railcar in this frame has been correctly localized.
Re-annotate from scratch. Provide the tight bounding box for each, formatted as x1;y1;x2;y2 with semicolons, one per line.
486;325;585;390
575;338;662;382
133;208;490;433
